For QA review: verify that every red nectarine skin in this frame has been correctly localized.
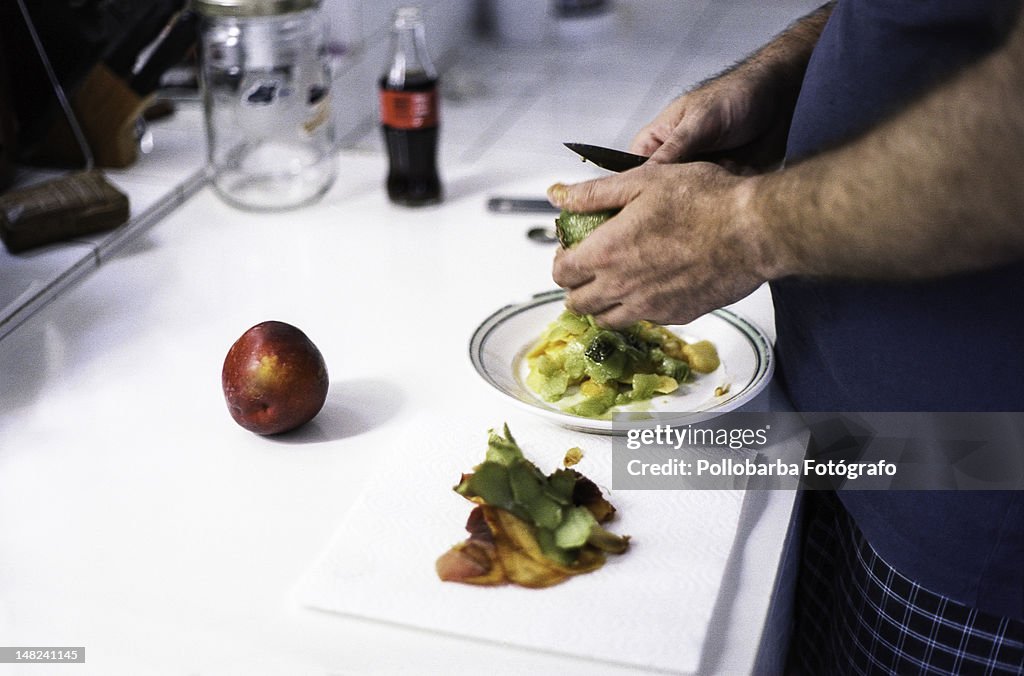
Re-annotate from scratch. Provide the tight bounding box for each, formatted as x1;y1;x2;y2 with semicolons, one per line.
222;321;329;435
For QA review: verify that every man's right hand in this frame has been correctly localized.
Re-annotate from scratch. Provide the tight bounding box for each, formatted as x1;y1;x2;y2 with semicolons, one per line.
629;71;792;173
631;2;834;173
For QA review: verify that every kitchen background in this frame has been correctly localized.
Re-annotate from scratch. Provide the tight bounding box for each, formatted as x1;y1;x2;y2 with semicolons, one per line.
1;2;820;674
0;0;814;342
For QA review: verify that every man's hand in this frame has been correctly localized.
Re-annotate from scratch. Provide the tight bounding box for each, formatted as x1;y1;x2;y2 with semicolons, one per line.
629;74;792;173
632;2;834;172
548;164;774;329
551;4;1024;331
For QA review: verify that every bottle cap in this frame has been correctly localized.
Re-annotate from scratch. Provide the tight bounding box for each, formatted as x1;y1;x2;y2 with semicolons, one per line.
193;0;319;17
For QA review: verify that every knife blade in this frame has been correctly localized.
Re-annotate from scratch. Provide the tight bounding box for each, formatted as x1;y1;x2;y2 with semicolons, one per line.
564;142;649;172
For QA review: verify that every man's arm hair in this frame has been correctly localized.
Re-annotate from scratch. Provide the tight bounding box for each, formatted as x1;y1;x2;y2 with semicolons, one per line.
752;7;1024;281
698;2;835;96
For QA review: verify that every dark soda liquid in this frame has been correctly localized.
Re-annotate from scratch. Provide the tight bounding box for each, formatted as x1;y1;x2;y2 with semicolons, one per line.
380;74;442;206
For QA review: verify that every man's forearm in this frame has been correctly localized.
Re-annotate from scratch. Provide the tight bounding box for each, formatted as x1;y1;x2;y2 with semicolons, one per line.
754;9;1024;281
708;2;834;98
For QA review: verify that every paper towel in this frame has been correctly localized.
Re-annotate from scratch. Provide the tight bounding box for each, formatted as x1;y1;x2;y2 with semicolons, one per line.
294;412;752;673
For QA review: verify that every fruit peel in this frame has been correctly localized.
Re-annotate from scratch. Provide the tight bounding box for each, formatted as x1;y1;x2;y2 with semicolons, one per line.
439;426;629;588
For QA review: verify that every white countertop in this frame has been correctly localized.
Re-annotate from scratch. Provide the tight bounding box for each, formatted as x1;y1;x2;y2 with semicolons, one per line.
0;2;821;673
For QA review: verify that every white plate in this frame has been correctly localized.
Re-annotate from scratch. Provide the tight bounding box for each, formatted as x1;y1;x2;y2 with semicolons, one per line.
469;290;774;434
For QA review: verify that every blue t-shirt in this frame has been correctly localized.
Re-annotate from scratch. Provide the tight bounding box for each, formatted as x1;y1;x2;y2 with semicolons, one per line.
776;0;1024;619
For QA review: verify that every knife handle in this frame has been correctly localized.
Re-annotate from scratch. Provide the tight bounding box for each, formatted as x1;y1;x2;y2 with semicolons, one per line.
486;197;560;214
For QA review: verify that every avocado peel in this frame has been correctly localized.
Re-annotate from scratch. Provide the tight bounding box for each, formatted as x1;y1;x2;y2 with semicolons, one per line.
437;426;629;588
554;209;618;248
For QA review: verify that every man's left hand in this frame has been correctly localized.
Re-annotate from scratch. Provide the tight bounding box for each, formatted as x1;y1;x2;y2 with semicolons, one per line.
549;163;771;329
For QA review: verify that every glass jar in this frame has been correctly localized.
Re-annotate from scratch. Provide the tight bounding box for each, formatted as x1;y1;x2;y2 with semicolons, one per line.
195;0;338;210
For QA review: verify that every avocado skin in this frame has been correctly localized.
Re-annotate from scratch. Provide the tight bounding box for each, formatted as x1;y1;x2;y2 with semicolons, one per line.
554;209;617;248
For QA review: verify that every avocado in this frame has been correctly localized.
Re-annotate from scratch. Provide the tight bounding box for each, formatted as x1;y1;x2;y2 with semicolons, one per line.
554;209;617;248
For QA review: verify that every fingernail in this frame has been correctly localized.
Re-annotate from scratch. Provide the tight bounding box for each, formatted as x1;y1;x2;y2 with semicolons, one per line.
547;183;568;206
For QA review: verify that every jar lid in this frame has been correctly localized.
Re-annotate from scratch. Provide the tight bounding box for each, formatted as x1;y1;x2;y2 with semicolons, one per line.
192;0;319;17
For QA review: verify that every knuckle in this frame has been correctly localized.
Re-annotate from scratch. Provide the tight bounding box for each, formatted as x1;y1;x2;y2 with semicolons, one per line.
551;257;569;286
552;249;587;288
586;240;616;271
565;290;591;316
606;309;635;331
637;299;660;323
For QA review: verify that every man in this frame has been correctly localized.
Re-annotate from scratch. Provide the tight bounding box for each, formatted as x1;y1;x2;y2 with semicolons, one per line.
548;1;1024;672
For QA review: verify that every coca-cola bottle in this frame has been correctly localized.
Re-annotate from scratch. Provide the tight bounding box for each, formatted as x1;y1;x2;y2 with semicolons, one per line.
379;7;442;206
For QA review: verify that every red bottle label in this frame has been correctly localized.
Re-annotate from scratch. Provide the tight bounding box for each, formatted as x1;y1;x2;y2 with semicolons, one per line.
379;89;438;130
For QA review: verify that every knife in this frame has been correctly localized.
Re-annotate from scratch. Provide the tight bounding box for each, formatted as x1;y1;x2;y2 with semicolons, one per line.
564;142;649;172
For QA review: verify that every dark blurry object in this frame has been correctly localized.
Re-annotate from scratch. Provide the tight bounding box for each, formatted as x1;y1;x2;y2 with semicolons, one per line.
34;63;159;170
34;63;148;169
0;46;16;191
128;9;198;97
0;0;130;254
142;98;177;123
554;0;610;19
0;170;129;252
0;0;189;169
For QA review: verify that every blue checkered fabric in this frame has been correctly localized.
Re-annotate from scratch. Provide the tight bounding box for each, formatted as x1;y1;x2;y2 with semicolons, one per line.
788;492;1024;675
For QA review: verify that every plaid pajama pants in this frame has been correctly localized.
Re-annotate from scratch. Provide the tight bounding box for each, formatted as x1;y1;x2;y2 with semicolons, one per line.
787;492;1024;675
